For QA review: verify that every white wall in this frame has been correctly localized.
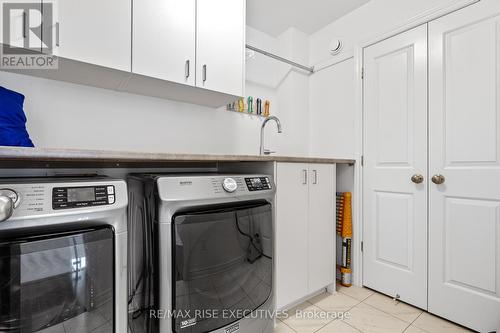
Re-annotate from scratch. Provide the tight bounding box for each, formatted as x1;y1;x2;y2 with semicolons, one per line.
0;26;310;157
1;1;459;158
0;71;260;155
246;26;310;156
307;0;464;159
309;0;463;64
309;57;355;159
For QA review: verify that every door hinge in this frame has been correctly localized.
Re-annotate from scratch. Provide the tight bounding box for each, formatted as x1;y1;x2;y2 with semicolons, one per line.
361;155;364;166
361;241;364;252
361;67;364;79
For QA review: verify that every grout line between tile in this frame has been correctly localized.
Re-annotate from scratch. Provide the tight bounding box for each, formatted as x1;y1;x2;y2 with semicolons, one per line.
299;289;426;333
340;320;364;333
280;319;299;333
314;291;361;315
310;291;363;313
403;313;448;333
360;301;416;324
360;294;425;324
409;312;424;325
408;313;435;333
325;296;365;332
294;289;476;333
340;301;409;333
337;288;374;302
311;317;337;333
282;298;343;333
401;323;414;333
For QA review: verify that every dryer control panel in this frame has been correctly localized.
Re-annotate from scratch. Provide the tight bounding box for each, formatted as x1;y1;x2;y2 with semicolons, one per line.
157;174;275;202
245;177;272;191
0;178;127;226
53;185;115;209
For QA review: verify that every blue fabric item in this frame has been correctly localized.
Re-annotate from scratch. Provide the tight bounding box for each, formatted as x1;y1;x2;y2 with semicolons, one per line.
0;86;34;147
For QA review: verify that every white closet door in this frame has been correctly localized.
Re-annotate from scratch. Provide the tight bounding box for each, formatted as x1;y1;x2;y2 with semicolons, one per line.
428;1;500;331
363;24;428;309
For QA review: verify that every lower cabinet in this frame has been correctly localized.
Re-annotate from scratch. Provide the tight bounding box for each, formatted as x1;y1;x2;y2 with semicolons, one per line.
275;162;336;309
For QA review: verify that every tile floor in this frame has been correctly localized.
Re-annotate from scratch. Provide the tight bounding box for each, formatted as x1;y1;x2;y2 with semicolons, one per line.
274;284;475;333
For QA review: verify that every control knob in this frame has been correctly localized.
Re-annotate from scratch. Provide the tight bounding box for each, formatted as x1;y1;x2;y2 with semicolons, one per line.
222;178;238;193
0;189;20;222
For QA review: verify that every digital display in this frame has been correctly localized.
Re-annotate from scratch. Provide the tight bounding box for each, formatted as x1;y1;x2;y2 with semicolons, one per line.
67;187;95;203
250;178;263;187
245;177;271;191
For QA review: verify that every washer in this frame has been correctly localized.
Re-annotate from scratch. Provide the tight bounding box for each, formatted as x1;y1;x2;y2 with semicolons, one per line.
128;174;275;333
0;177;128;333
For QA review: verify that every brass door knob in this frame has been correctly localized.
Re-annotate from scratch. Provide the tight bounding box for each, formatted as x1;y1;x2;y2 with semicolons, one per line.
431;174;445;185
411;174;424;184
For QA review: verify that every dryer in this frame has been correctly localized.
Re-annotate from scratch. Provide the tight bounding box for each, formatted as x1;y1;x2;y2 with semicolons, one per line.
0;177;128;333
128;174;275;333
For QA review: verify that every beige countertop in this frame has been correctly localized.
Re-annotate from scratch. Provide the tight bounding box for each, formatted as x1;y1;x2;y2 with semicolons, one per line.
0;146;355;165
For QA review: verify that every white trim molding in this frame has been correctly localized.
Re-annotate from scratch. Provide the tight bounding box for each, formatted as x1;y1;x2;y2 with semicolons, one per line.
312;50;355;73
361;0;480;48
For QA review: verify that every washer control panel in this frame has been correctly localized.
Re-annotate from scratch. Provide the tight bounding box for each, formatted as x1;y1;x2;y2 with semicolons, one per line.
245;177;272;191
53;185;115;210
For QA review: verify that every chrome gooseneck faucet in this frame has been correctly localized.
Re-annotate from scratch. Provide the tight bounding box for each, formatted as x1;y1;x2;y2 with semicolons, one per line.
260;116;282;155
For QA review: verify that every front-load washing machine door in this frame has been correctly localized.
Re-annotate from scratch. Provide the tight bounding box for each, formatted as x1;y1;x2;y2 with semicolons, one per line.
0;227;114;333
172;201;273;333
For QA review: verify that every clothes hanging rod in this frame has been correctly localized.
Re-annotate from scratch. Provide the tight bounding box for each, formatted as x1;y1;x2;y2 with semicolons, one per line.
246;44;314;73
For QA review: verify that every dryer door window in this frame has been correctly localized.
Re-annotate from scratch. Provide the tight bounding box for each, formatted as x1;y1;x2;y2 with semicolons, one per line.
172;202;273;333
0;227;114;333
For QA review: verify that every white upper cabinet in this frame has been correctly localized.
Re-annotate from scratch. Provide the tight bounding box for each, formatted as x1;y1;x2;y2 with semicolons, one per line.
0;1;42;51
133;0;196;85
50;0;131;71
196;0;245;96
0;0;245;106
131;0;244;98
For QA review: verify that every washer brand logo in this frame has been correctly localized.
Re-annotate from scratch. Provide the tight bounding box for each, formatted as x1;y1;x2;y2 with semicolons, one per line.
179;181;193;186
180;318;196;329
224;323;240;333
1;0;58;69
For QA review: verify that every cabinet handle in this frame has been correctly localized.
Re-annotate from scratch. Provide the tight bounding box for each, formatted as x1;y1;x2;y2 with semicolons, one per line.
185;60;190;79
22;11;27;39
302;169;307;185
202;64;207;83
313;170;318;184
55;22;60;47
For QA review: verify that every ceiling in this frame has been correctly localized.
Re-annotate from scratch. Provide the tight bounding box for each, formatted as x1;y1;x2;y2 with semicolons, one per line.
246;0;371;37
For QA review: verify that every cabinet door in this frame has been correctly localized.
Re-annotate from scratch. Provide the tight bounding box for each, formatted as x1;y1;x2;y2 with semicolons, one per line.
133;0;195;85
196;0;244;96
428;1;500;331
363;24;428;309
275;163;309;309
50;0;131;71
0;2;42;52
308;164;336;292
